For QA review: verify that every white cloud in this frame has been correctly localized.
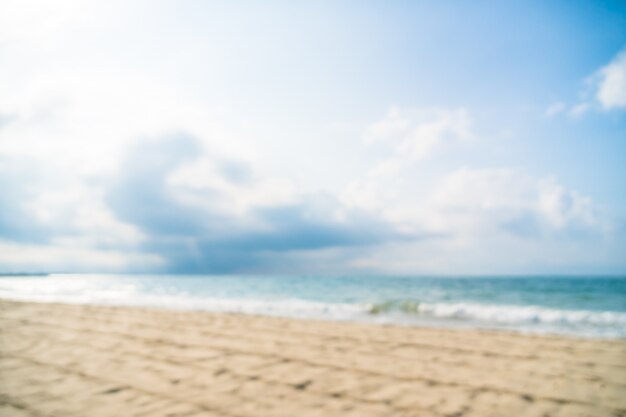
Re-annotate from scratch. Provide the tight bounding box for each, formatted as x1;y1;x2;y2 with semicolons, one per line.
344;109;601;242
367;106;471;161
568;102;591;118
427;168;599;234
366;106;411;142
536;177;596;229
167;157;298;217
545;101;565;117
0;69;251;177
26;182;146;247
0;58;265;272
343;106;474;214
343;167;607;274
0;240;164;273
0;0;621;275
548;46;626;116
596;47;626;109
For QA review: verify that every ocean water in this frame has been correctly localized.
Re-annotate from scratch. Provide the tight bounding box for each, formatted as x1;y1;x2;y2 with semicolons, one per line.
0;274;625;339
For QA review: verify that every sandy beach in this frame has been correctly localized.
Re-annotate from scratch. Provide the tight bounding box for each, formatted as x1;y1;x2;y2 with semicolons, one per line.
0;299;624;417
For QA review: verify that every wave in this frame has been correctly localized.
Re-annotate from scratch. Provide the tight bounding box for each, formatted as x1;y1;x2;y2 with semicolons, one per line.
1;276;624;338
0;278;363;320
367;299;626;328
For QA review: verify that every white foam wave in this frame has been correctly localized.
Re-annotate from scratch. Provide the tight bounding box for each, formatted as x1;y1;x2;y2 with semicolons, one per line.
414;301;626;328
0;275;363;320
1;275;624;338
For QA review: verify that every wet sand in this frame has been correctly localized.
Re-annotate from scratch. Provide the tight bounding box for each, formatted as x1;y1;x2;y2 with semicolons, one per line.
1;299;625;417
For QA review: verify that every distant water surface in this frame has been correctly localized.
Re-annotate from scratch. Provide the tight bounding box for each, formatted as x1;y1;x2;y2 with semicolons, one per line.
1;274;625;339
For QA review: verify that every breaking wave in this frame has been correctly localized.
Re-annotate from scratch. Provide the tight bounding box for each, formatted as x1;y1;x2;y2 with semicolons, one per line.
1;275;624;338
366;299;626;336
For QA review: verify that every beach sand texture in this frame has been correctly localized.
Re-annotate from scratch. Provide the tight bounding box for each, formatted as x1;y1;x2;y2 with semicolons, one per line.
0;300;625;417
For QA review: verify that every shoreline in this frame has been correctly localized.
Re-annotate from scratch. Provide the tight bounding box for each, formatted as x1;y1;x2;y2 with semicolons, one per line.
1;274;624;340
1;299;625;416
0;294;623;342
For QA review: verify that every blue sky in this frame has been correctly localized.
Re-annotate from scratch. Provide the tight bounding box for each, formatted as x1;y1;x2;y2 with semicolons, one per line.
1;0;625;274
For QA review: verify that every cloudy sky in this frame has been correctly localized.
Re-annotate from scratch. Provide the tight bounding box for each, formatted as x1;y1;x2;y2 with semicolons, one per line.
1;1;625;275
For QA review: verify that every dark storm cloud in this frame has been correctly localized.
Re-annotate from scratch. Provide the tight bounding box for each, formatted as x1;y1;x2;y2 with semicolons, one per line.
105;134;405;273
0;156;54;243
106;134;212;237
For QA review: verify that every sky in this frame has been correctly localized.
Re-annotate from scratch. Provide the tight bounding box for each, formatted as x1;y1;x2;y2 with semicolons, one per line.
1;0;625;275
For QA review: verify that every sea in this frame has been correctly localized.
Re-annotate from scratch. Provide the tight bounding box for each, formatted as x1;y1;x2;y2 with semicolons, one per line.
1;274;625;339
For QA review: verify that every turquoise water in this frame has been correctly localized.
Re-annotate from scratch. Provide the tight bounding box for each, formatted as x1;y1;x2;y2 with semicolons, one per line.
1;274;625;338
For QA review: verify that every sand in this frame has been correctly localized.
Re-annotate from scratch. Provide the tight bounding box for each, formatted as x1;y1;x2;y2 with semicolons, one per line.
0;299;625;417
